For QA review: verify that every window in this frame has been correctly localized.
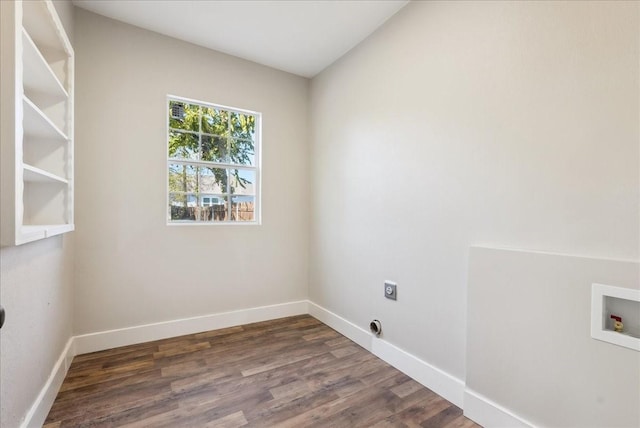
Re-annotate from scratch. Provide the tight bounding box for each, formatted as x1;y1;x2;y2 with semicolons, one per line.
167;96;260;224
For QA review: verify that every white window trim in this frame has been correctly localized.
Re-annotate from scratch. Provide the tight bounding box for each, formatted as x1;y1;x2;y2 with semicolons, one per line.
166;94;262;225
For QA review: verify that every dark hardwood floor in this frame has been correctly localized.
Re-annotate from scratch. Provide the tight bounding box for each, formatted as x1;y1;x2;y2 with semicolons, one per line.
45;315;480;427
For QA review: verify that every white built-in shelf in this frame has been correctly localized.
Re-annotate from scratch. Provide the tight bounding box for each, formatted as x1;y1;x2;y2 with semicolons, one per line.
19;224;74;245
23;96;68;142
22;0;71;59
23;164;68;184
22;28;68;103
18;226;46;244
0;0;74;247
591;283;640;352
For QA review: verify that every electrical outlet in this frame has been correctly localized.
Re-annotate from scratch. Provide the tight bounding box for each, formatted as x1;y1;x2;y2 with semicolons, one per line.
384;281;397;300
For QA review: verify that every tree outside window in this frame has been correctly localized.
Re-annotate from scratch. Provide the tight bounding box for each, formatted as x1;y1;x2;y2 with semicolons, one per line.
167;97;260;223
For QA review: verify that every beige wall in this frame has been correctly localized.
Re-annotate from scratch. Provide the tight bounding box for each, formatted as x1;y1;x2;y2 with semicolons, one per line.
0;2;75;427
3;2;638;426
0;238;74;428
309;0;638;424
73;9;310;334
467;247;639;427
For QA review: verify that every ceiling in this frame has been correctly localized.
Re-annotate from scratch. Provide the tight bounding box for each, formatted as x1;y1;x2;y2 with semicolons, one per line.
72;0;409;78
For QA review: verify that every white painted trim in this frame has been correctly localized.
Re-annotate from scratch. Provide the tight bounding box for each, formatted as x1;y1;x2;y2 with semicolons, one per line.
372;339;465;408
21;337;75;428
24;300;538;428
307;301;372;351
471;244;639;264
463;388;534;428
21;302;306;427
307;301;464;408
75;300;308;354
165;94;262;226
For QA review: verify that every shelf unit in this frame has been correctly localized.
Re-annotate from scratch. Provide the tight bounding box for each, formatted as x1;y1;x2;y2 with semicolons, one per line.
1;0;74;246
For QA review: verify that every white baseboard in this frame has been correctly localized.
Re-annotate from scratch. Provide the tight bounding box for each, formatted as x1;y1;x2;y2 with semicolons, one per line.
307;301;372;350
463;388;534;428
22;302;307;427
22;337;75;428
26;301;533;428
307;301;465;409
372;339;465;408
74;300;308;355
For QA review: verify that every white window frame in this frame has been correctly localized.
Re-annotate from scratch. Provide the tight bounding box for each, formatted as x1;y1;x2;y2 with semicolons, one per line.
166;95;261;225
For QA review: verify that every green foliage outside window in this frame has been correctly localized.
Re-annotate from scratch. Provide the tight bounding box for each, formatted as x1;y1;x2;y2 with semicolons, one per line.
168;99;258;222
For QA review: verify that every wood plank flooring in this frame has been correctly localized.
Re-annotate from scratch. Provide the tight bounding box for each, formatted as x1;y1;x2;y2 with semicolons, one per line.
45;315;480;427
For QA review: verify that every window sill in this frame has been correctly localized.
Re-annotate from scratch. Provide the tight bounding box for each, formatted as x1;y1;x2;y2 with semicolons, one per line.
166;221;261;226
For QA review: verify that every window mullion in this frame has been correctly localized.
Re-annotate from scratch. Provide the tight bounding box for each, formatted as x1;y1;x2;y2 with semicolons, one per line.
197;108;203;212
226;112;232;221
169;158;255;170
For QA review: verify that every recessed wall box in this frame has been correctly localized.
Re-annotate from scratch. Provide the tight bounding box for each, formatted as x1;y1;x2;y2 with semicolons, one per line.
591;283;640;352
